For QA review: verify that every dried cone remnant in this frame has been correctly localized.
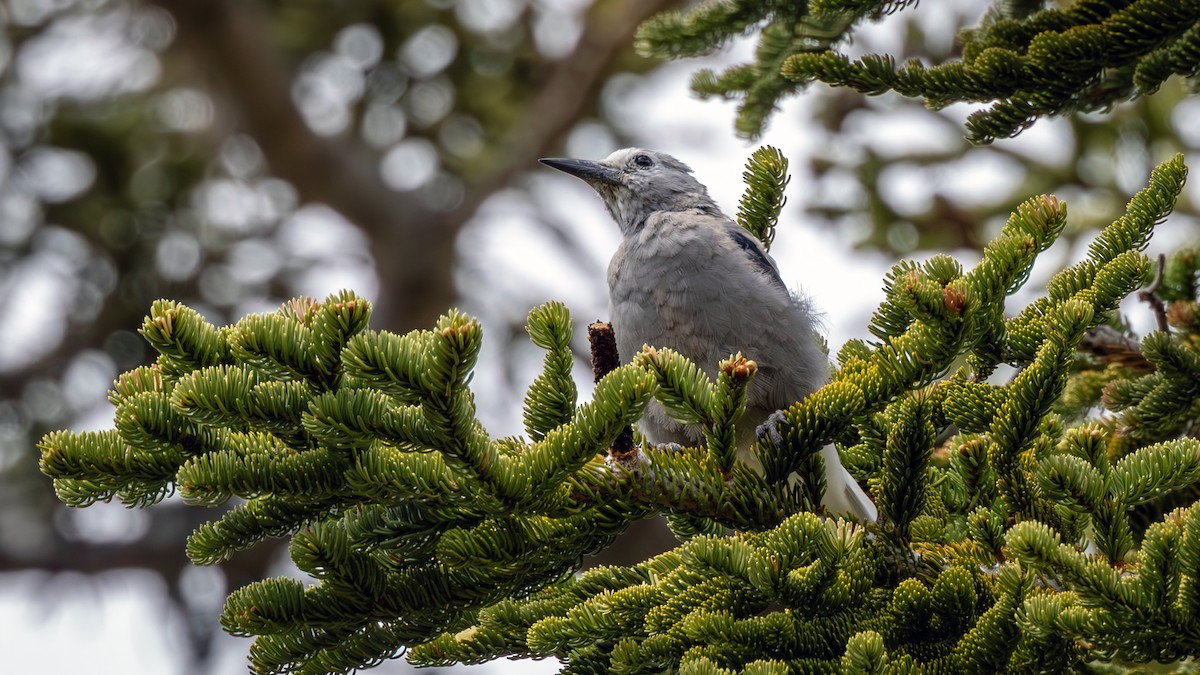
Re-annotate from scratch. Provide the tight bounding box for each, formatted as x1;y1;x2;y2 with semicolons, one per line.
588;321;636;459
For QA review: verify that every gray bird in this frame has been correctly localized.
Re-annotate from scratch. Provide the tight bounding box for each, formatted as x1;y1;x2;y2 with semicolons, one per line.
540;148;877;521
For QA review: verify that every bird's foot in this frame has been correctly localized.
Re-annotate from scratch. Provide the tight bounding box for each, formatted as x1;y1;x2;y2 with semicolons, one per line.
755;410;789;448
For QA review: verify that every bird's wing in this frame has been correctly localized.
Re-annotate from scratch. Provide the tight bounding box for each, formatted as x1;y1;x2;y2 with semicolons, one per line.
725;225;788;293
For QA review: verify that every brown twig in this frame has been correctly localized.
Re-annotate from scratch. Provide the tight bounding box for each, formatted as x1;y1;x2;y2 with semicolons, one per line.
588;321;636;458
1138;253;1169;332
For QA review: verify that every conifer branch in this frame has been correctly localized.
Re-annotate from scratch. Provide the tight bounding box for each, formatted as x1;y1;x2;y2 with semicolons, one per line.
737;145;790;249
35;153;1200;673
641;0;1200;142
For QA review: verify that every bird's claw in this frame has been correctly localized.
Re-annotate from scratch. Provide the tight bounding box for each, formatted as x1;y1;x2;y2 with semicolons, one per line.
755;410;788;448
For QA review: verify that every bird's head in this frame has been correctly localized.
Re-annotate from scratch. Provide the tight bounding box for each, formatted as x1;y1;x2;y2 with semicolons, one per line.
540;148;716;235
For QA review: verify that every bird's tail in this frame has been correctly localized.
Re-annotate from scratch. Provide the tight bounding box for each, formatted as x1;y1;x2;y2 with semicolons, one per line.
820;443;878;522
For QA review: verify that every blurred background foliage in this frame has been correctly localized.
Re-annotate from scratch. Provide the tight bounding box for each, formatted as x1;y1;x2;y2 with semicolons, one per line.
0;0;677;670
1;0;1198;672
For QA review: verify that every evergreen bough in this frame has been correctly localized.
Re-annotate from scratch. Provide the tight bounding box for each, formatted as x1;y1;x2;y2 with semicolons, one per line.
36;151;1200;672
637;0;1200;143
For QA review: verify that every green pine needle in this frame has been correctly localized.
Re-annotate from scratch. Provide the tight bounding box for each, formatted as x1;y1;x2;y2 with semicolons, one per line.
736;145;790;250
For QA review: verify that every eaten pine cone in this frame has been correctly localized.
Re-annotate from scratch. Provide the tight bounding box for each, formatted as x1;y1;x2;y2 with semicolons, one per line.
588;321;636;459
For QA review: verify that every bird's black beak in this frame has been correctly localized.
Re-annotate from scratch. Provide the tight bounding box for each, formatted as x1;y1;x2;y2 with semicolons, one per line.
539;158;623;186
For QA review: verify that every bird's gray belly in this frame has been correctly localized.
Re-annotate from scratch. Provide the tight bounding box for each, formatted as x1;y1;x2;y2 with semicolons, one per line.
610;273;777;447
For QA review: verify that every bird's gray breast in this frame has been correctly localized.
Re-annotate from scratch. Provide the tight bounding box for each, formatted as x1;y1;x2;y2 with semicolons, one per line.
607;211;726;367
606;210;826;441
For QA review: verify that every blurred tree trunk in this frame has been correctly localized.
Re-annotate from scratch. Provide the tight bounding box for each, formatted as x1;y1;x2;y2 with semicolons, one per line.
154;0;676;332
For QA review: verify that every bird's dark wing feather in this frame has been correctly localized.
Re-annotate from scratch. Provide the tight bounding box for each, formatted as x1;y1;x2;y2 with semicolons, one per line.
727;226;787;292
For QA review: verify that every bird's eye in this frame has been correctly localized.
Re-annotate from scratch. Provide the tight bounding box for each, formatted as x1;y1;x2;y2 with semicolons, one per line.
633;153;653;168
